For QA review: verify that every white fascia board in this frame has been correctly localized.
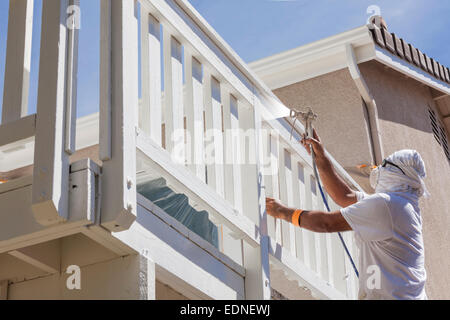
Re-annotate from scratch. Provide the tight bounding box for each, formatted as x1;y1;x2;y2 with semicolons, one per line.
249;26;375;90
374;47;450;96
250;24;450;98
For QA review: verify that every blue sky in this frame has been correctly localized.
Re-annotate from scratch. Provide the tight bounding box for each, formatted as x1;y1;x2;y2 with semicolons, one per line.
0;0;449;119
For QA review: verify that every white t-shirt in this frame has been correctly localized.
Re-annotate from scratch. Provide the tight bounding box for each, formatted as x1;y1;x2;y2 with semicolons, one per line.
340;191;427;300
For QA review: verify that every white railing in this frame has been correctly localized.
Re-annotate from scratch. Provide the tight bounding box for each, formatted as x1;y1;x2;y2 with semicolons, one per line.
0;0;360;299
115;0;360;299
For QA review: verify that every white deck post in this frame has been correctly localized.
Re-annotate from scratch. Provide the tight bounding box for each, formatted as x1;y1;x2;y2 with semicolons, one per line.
240;98;271;300
1;0;33;124
32;0;72;226
99;0;138;231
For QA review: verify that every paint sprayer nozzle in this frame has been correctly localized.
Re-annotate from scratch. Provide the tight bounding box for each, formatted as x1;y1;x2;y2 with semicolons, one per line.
289;107;318;140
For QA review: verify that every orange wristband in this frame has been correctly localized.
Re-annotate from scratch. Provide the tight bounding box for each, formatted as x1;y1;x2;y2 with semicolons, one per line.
292;210;303;227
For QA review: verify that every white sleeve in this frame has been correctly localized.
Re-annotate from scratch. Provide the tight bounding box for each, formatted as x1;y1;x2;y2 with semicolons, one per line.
340;194;393;242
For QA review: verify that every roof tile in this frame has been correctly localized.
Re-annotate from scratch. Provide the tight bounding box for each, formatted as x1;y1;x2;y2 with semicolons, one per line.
417;50;428;71
445;67;450;83
402;39;412;62
393;34;404;58
425;55;434;74
410;44;421;67
370;25;450;86
432;59;440;78
438;63;445;81
382;28;396;53
372;25;386;48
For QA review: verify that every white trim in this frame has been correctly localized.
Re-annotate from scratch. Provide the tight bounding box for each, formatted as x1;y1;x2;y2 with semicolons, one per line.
374;47;450;96
250;25;450;98
249;26;374;90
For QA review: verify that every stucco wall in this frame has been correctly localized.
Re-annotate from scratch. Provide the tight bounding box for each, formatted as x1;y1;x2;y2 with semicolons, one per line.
359;60;450;299
272;68;375;190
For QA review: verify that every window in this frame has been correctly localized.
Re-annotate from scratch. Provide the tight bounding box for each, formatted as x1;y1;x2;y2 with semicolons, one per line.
428;106;450;160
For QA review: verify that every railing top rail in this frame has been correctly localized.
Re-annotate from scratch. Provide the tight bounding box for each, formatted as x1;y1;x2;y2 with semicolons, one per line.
140;0;290;119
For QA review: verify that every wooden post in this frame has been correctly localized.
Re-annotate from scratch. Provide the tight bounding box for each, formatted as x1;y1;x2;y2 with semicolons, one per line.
99;0;138;232
32;0;72;226
1;0;33;124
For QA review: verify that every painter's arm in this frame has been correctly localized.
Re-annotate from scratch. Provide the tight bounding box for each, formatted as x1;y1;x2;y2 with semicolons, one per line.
265;198;352;233
301;129;357;208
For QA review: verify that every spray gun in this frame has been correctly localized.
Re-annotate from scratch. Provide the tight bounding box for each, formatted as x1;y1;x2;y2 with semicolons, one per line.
289;107;318;141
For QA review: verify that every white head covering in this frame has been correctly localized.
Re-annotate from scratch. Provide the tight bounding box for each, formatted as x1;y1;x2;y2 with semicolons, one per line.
370;149;430;200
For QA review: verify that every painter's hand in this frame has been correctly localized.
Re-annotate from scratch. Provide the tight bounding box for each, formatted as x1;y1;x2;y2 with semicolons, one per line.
266;198;289;221
300;128;325;158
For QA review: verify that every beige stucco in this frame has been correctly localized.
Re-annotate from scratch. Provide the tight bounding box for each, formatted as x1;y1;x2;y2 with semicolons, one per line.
359;60;450;299
273;68;375;190
271;60;450;299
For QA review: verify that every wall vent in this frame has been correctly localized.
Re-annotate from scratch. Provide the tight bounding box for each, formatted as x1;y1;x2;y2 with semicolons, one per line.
428;106;450;160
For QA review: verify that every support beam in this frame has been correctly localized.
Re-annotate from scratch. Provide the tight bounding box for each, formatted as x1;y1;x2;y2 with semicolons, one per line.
32;0;72;226
8;240;60;274
2;0;33;124
100;0;138;232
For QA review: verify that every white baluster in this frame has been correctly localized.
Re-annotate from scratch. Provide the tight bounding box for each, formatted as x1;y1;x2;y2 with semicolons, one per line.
222;91;243;213
140;10;162;146
291;157;303;260
303;168;317;271
163;29;184;161
203;71;225;197
184;52;206;181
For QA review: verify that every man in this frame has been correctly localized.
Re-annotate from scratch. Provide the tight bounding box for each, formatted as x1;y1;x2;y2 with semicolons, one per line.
266;129;428;300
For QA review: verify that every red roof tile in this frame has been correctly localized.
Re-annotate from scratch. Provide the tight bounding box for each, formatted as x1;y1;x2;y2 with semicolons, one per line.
402;39;412;62
410;44;421;67
372;25;386;48
438;63;445;80
445;67;450;83
393;34;404;58
382;28;396;53
370;21;449;86
426;55;434;74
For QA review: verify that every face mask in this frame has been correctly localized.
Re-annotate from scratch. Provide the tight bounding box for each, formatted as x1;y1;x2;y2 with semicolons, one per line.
369;166;380;189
